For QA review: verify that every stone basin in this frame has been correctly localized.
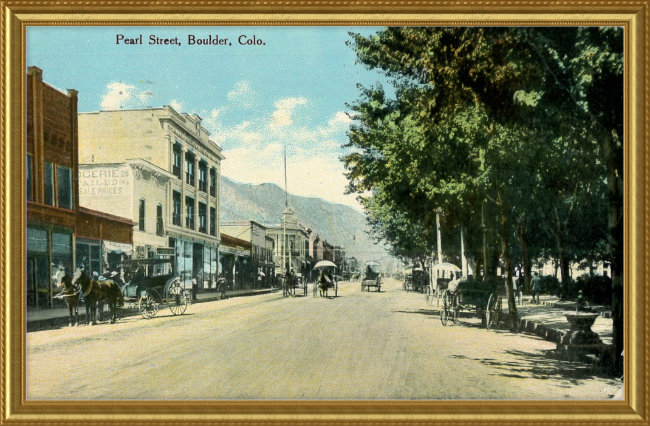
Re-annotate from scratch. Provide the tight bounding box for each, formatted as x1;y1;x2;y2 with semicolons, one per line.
564;312;599;332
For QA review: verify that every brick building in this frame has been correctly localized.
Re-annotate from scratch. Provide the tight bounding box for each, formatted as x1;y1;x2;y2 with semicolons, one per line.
26;67;133;309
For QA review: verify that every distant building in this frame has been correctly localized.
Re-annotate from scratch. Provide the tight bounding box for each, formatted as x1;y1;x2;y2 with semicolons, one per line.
221;220;274;288
77;106;225;291
219;233;251;290
267;208;311;277
26;67;132;309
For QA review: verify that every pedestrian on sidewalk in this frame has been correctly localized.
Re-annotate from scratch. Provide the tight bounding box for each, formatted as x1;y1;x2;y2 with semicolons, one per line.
192;275;199;301
531;272;542;305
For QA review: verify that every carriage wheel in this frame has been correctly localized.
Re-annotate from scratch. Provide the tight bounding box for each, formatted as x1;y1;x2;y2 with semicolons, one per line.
451;293;461;324
486;293;501;330
168;283;188;316
139;292;159;319
440;290;450;326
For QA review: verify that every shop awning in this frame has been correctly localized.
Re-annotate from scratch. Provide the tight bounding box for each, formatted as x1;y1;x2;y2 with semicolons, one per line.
103;241;133;256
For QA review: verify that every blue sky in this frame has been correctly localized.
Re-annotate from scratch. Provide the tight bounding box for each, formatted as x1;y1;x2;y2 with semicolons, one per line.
27;26;391;210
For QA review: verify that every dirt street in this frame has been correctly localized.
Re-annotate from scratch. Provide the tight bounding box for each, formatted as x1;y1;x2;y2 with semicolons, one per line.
27;278;618;400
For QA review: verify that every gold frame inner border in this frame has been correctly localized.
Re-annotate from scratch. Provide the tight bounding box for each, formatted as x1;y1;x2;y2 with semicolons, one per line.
2;3;646;423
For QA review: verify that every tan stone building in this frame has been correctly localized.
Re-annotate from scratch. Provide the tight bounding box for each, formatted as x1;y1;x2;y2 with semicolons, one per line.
78;106;225;291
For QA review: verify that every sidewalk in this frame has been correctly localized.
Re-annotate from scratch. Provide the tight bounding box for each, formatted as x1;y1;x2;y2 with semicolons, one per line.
514;295;614;370
26;286;279;332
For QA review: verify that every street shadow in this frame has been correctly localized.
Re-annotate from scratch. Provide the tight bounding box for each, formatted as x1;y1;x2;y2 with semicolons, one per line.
393;309;441;317
448;349;605;383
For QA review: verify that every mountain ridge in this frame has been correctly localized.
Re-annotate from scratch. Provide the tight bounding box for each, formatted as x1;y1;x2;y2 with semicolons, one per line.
220;175;390;267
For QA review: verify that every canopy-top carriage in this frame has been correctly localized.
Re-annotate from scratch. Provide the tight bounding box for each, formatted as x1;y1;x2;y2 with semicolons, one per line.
313;260;338;298
423;262;461;306
121;258;189;319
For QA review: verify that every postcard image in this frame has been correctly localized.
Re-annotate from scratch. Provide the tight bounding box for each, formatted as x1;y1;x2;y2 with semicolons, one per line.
23;25;625;401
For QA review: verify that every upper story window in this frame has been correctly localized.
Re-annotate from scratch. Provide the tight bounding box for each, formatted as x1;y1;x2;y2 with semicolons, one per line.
173;143;182;178
27;154;33;202
198;202;207;234
198;161;207;193
210;168;216;197
156;204;164;236
138;199;146;231
210;207;216;236
185;152;195;186
172;191;182;226
56;165;73;209
185;196;194;230
44;162;54;206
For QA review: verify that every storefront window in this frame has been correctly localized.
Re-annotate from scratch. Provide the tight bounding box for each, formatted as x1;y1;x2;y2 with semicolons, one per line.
27;154;33;202
27;228;48;254
44;162;54;206
75;240;101;276
57;165;73;209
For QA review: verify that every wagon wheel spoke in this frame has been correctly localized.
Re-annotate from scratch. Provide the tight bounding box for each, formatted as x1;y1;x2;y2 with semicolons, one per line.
440;290;450;326
168;284;188;316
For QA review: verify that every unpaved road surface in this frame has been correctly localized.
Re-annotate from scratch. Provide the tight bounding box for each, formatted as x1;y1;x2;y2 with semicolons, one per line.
27;279;619;400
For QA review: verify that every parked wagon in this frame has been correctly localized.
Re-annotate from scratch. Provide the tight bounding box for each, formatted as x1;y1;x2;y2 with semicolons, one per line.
361;261;382;292
121;258;189;319
439;279;503;329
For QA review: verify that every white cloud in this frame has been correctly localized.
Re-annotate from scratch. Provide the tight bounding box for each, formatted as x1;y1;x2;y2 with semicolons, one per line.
100;82;154;110
328;111;352;128
227;81;256;108
169;99;184;112
270;97;307;130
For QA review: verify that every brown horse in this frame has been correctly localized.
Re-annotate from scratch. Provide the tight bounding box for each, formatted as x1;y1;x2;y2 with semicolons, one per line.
71;268;124;325
53;267;80;327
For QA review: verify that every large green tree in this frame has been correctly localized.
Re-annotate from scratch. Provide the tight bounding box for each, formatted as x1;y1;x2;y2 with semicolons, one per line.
345;27;622;367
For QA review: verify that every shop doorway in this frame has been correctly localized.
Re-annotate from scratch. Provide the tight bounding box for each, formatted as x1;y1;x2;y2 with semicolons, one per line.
27;256;50;308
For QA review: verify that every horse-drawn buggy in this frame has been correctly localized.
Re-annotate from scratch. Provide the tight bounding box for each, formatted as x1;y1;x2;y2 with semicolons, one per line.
439;279;503;329
121;258;189;319
313;260;338;298
361;261;382;292
281;271;307;297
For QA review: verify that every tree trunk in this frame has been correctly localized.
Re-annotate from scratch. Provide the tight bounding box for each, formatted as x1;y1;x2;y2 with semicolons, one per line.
605;131;624;375
557;234;571;300
516;220;532;294
499;190;518;331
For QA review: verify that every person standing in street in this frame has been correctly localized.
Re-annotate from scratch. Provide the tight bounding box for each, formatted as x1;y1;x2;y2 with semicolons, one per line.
531;272;542;305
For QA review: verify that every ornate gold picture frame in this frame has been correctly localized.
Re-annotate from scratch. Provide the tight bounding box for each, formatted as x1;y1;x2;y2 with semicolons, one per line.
2;1;646;424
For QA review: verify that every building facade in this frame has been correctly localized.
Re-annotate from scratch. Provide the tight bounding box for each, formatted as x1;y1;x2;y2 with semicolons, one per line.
78;107;225;291
267;208;310;278
221;220;274;288
26;67;133;309
220;233;252;290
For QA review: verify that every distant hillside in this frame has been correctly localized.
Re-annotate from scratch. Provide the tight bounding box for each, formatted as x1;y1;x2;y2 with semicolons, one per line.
220;176;391;267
